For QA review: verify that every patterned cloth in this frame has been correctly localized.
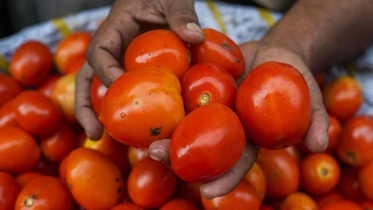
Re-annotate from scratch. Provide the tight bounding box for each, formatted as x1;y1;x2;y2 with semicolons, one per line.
0;0;372;115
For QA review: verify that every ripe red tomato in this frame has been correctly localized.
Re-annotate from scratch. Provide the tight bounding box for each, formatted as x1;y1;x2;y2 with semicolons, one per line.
66;148;124;210
337;167;364;201
0;74;23;107
284;146;302;165
127;147;148;168
280;192;318;210
181;62;237;113
315;191;343;208
0;171;21;210
127;157;178;209
10;41;52;87
320;199;361;210
16;172;43;188
111;202;145;210
244;162;266;202
124;29;190;80
359;159;373;200
322;76;363;121
170;103;246;183
0;99;17;129
201;180;261;210
336;116;373;166
256;148;299;198
190;28;245;80
300;153;340;196
174;181;201;205
66;57;85;75
236;61;311;149
90;75;107;116
100;68;185;148
159;198;198;210
0;126;41;174
55;32;91;74
59;155;68;181
326;114;342;153
15;176;74;210
37;75;59;98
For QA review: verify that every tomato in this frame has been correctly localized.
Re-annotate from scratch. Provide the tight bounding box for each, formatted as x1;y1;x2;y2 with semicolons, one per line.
40;124;77;162
0;74;23;107
326;114;342;153
336;116;373;166
0;126;40;174
111;202;145;210
201;180;261;210
124;29;190;80
0;171;21;210
66;148;123;210
66;57;85;75
260;204;275;210
236;61;311;149
315;191;343;208
280;192;317;210
337;167;364;201
320;199;361;210
127;157;177;209
190;28;245;80
59;155;68;180
9;41;52;87
16;172;43;188
322;76;363;121
100;68;185;148
90;75;108;116
14;90;62;137
51;74;77;124
174;181;201;205
15;176;74;210
357;198;373;210
0;99;17;129
359;159;373;199
181;62;237;113
256;148;299;198
170;103;246;183
284;146;302;165
160;198;198;210
315;72;326;90
55;32;91;74
127;147;148;168
244;162;266;202
37;75;59;98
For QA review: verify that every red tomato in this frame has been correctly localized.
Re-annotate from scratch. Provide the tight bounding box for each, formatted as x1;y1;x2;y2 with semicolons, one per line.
0;126;40;174
160;198;198;210
15;176;74;210
320;199;361;210
256;148;300;198
181;62;237;113
111;202;145;210
326;114;342;153
280;192;318;210
284;146;302;165
201;180;261;210
100;68;185;148
66;148;124;210
236;61;311;149
300;153;340;196
260;204;275;210
0;99;17;129
359;159;373;200
66;57;85;75
127;147;148;168
190;28;245;80
337;167;364;201
170;103;246;183
174;181;201;205
357;198;373;210
55;32;91;74
9;41;52;87
90;75;107;116
336;116;373;166
0;171;21;210
59;155;68;180
322;76;363;121
16;172;43;188
124;29;190;80
37;75;59;98
244;162;266;202
315;191;343;208
0;74;23;107
127;157;178;209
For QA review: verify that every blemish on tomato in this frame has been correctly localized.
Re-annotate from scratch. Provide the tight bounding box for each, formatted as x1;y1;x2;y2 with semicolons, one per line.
120;113;126;118
346;152;357;163
24;195;35;207
150;126;162;136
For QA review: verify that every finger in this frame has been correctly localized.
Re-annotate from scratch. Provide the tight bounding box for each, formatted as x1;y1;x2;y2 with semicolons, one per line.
200;141;259;199
75;62;104;140
162;0;205;45
238;41;264;85
148;139;171;167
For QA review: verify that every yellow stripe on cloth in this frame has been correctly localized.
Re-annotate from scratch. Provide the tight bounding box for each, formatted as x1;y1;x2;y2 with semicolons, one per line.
52;18;72;38
0;54;9;72
257;8;275;27
206;0;227;34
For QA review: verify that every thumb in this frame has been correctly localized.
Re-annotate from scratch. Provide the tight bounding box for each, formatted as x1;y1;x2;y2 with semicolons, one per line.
237;41;264;84
162;0;205;45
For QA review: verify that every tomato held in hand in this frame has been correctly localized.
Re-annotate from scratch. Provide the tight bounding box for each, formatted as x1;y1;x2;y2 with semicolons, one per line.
280;192;318;210
100;68;185;148
0;99;17;129
0;171;21;210
170;103;246;183
124;29;190;80
190;28;245;80
236;61;311;149
181;62;237;113
0;74;23;107
244;162;266;202
90;75;107;116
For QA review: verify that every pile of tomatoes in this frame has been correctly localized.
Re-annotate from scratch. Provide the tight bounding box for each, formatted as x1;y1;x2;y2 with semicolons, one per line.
0;24;372;210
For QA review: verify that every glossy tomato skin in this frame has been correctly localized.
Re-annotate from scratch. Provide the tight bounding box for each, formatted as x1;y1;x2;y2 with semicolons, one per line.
280;192;317;210
236;61;311;149
127;147;148;168
16;172;43;188
337;167;364;201
15;176;74;210
0;99;18;129
10;41;52;87
128;157;178;209
55;32;91;74
37;75;59;98
336;116;373;166
359;159;373;200
326;114;342;153
170;103;246;183
100;68;185;148
90;75;107;116
244;162;266;202
0;74;23;107
190;28;245;80
201;180;261;210
14;90;62;137
111;202;145;210
0;171;21;210
159;198;198;210
181;62;237;113
124;29;190;80
320;199;361;210
0;126;41;174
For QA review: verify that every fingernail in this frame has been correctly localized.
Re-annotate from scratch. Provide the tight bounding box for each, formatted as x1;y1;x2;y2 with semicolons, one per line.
187;23;203;34
150;154;162;161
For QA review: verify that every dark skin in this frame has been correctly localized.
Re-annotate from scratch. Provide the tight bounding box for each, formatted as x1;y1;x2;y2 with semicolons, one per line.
75;0;373;199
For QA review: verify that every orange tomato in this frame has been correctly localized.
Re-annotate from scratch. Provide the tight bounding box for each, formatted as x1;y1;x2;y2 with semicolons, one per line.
127;147;148;168
319;199;361;210
0;99;18;129
10;41;52;87
314;190;343;208
37;75;59;98
326;114;342;153
111;202;145;210
359;159;373;200
159;198;199;210
244;162;266;202
16;172;43;188
280;192;318;210
58;155;68;181
337;167;364;201
90;75;107;116
0;74;23;107
0;171;21;210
